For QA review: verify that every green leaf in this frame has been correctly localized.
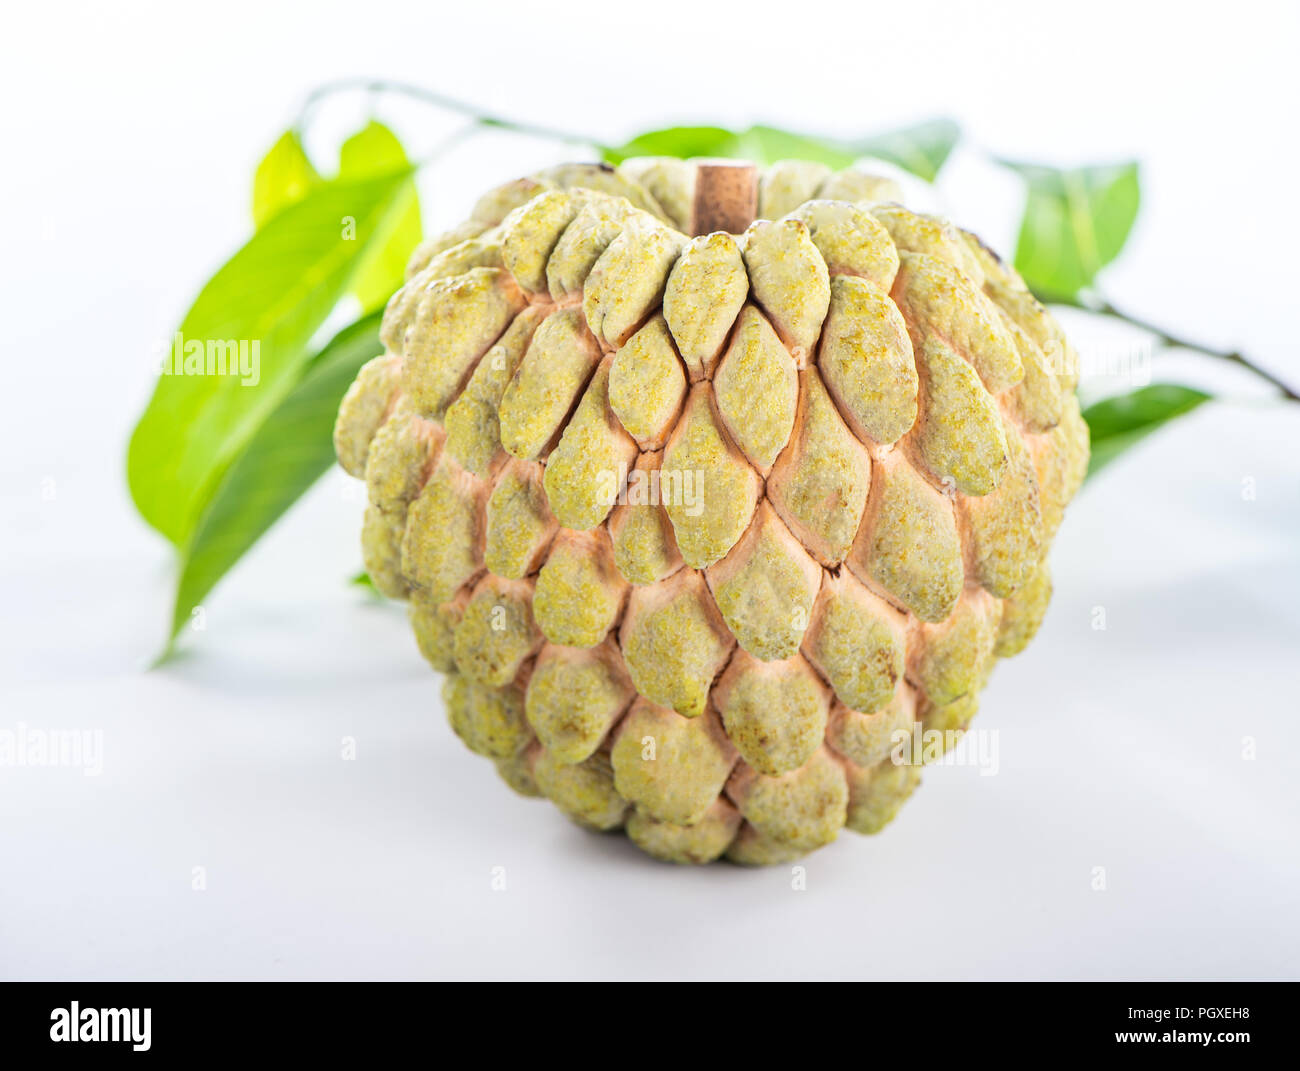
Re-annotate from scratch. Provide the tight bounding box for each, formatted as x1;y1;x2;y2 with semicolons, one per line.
736;125;858;169
603;118;959;180
127;166;413;547
602;126;743;164
252;130;321;227
350;570;375;589
1003;160;1140;301
1082;384;1210;478
339;121;423;312
842;118;961;182
164;314;384;653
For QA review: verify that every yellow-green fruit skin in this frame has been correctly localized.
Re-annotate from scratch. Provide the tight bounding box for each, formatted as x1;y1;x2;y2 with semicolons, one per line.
336;159;1089;865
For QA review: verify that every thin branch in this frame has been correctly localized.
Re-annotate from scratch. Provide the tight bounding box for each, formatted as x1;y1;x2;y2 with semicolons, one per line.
298;78;608;152
1090;298;1299;403
296;78;1300;406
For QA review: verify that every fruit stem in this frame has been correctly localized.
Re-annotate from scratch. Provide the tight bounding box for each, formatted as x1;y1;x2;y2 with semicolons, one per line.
297;78;1300;407
297;78;609;153
1086;298;1300;403
692;162;758;235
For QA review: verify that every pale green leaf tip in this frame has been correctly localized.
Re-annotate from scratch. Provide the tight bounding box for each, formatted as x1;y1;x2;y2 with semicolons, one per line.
252;129;321;229
150;635;179;670
1082;384;1211;480
351;570;385;600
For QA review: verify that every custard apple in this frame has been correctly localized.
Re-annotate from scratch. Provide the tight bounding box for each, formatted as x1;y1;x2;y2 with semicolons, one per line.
333;158;1088;865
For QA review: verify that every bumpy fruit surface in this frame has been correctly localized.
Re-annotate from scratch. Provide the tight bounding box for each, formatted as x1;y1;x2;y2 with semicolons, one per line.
334;159;1088;865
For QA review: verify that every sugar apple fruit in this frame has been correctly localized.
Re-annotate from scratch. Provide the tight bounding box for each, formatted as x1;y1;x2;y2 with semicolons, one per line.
334;158;1088;865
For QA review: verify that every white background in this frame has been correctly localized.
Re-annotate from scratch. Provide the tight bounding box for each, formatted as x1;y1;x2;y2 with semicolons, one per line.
1;0;1298;980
